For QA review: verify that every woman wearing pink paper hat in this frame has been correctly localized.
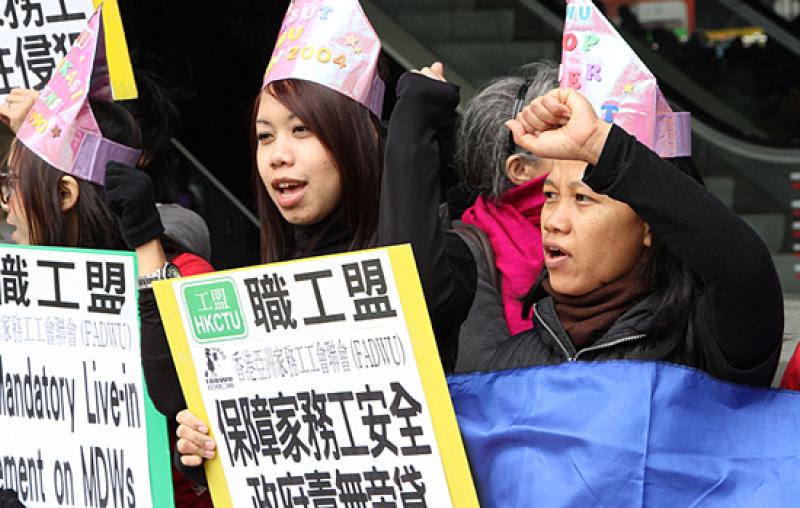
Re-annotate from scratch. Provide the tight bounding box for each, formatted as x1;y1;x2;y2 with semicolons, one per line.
1;8;216;507
129;0;386;410
174;0;387;476
465;0;782;386
1;95;139;250
2;97;214;508
384;0;780;386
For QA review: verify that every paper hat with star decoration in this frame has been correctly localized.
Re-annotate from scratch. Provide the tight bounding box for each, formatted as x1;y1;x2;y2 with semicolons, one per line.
15;4;140;185
559;0;691;157
263;0;385;118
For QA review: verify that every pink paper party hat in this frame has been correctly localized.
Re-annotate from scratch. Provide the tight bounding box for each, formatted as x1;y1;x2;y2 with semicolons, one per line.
15;4;140;185
559;0;691;157
263;0;385;117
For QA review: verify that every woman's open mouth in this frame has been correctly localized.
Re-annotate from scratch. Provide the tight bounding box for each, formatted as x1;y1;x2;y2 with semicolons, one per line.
544;244;570;269
272;179;307;208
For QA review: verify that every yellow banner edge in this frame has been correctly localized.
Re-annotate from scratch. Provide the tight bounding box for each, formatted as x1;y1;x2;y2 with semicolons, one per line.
153;279;233;508
93;0;137;100
388;245;480;507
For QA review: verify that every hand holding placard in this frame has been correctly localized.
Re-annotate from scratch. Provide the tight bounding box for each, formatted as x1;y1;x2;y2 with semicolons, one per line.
154;246;478;507
176;409;217;466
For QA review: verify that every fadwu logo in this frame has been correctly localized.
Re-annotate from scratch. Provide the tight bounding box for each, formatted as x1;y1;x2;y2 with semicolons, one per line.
204;347;226;378
182;278;248;342
202;347;234;391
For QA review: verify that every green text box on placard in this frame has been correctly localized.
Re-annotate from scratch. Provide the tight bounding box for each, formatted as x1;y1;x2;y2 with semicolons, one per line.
182;278;248;342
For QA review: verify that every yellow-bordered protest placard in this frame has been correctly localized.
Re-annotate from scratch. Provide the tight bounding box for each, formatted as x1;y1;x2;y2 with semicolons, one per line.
155;245;478;507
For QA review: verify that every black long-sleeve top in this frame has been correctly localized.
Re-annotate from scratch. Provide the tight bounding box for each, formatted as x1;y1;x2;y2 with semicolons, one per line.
378;73;476;371
584;125;783;373
139;287;185;418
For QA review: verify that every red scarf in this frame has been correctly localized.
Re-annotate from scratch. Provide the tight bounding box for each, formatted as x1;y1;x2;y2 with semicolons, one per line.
462;175;546;335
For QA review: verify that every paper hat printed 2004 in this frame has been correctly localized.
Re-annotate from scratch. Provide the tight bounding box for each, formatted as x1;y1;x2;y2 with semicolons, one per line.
263;0;385;117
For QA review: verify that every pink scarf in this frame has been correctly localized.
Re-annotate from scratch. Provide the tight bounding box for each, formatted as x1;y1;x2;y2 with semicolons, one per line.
462;174;546;335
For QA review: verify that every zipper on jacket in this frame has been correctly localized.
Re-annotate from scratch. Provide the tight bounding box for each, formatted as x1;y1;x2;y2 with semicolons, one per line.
534;304;575;361
534;304;647;362
572;334;646;361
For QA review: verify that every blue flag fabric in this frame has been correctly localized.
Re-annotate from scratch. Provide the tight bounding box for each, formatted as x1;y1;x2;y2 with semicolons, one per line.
448;361;800;507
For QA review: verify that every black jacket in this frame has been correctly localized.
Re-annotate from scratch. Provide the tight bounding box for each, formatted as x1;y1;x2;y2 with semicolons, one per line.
484;125;783;387
379;72;477;372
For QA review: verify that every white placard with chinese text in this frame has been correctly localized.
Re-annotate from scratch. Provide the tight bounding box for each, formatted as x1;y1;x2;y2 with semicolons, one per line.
0;244;172;507
0;0;94;101
156;246;478;508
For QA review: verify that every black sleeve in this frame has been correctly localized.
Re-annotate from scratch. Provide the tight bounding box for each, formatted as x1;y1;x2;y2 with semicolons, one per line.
584;126;783;373
139;288;186;419
378;72;477;370
174;450;208;488
0;488;25;508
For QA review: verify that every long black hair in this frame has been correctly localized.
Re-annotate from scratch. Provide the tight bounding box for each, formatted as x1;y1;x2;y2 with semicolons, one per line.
9;99;140;249
252;79;383;263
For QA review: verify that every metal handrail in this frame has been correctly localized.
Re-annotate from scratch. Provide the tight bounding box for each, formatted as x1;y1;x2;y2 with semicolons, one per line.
170;137;260;228
692;117;800;164
361;0;477;105
716;0;800;58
